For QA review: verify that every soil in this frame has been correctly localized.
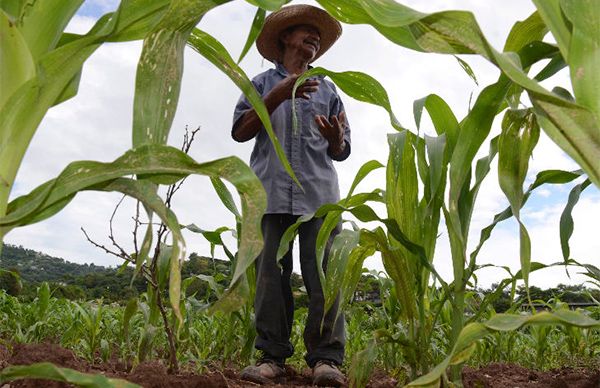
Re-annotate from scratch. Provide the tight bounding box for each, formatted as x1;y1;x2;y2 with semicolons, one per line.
463;362;600;388
0;343;598;387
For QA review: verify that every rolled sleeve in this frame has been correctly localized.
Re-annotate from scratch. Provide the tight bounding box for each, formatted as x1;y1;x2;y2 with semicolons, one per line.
231;77;264;141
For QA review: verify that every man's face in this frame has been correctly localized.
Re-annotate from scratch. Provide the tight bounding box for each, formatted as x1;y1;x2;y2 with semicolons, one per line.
280;24;321;61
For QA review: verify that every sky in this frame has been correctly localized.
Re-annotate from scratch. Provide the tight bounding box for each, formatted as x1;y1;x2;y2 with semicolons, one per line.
5;0;599;289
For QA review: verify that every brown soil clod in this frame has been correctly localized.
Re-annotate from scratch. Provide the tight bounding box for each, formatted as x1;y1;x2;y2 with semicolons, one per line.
463;363;600;388
3;344;600;388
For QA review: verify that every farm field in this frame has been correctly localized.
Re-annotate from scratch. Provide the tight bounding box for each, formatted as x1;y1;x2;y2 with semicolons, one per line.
1;272;600;386
2;0;600;387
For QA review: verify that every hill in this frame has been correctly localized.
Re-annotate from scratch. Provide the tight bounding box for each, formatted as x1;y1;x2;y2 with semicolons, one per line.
0;244;234;301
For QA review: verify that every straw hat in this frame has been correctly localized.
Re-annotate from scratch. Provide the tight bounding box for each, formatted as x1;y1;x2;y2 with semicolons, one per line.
256;4;342;63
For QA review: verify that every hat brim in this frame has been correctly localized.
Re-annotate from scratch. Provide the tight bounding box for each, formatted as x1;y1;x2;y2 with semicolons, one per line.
256;5;342;64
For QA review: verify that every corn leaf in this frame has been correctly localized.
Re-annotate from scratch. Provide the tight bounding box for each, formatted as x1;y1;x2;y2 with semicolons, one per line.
344;160;384;202
187;28;301;188
0;362;140;387
16;0;83;60
0;10;35;108
238;7;265;63
318;0;600;188
132;0;227;148
559;178;592;262
532;0;571;61
244;0;288;11
0;0;183;209
561;0;600;118
122;297;138;346
498;109;540;289
210;177;242;220
469;169;583;270
0;145;266;319
294;67;403;131
407;311;600;386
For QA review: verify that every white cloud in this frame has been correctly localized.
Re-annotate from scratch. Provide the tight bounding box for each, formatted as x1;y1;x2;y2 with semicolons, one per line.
5;1;599;291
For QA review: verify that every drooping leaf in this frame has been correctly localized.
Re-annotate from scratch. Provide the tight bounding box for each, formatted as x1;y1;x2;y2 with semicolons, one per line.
1;145;266;317
532;0;571;61
316;0;600;188
210;177;241;220
559;178;592;262
187;28;301;188
238;7;265;63
408;310;600;386
0;362;140;388
498;109;540;288
244;0;288;11
132;0;226;148
344;160;384;202
469;169;583;265
294;67;404;132
454;56;478;86
561;0;600;118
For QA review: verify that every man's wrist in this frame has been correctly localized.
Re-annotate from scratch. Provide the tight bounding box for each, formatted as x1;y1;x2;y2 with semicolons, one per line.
328;138;346;156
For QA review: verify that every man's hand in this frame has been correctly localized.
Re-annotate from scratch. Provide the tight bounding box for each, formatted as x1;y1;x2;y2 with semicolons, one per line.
269;74;320;103
233;75;319;142
315;111;346;156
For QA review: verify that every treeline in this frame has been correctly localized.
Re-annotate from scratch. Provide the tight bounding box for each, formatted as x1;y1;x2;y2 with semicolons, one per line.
0;245;236;302
0;245;306;304
2;244;599;311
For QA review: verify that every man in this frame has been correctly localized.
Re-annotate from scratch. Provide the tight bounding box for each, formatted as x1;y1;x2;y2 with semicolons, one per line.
232;5;350;387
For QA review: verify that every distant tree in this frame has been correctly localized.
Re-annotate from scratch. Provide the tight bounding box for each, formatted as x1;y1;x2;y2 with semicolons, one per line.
0;268;22;296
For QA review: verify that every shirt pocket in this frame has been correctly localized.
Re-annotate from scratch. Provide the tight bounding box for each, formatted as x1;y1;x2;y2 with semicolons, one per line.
307;101;330;139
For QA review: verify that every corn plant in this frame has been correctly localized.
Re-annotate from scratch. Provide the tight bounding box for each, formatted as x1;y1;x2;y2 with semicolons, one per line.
260;1;600;385
0;1;304;382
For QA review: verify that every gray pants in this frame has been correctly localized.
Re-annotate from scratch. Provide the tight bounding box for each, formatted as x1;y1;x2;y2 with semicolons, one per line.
254;213;345;367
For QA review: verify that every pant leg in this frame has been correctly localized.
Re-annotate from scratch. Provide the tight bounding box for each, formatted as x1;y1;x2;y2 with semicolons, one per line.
254;214;296;360
299;218;345;367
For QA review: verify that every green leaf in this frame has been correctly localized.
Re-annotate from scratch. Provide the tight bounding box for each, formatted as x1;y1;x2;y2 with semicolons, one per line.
137;324;157;363
408;311;600;386
132;0;225;148
244;0;288;11
157;243;172;291
238;7;265;63
0;0;185;215
498;109;540;288
454;56;478;86
187;28;301;188
184;224;236;261
210;177;241;220
532;0;572;61
0;362;140;387
108;0;169;42
469;169;583;264
349;338;378;388
559;178;591;262
0;9;35;109
413;94;459;158
561;0;600;118
317;0;600;188
17;0;83;60
503;11;547;53
322;229;361;313
294;67;403;132
1;145;266;318
37;282;51;321
343;160;384;203
122;297;138;345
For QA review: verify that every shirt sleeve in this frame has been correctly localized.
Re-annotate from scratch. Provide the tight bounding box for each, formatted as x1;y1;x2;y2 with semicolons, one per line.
231;76;264;142
328;86;351;162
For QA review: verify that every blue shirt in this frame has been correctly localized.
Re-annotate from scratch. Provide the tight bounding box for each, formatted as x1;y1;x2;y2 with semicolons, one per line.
232;62;351;215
